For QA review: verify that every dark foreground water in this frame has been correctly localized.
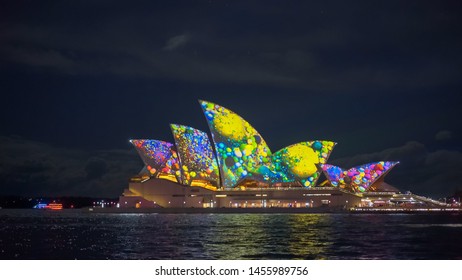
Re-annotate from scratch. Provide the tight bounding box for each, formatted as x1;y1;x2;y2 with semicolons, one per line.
1;209;462;260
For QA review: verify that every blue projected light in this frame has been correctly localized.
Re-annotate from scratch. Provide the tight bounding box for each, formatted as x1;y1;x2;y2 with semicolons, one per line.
170;124;220;186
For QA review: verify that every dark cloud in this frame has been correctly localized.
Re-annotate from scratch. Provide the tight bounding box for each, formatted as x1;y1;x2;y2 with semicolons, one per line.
84;157;108;180
1;1;461;91
163;34;191;51
0;136;142;197
332;141;426;168
435;130;452;141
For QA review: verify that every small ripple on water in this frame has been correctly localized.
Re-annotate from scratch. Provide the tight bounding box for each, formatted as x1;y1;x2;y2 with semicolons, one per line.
404;223;462;228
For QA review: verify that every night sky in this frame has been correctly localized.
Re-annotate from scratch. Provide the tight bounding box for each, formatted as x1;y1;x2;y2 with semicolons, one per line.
1;1;461;198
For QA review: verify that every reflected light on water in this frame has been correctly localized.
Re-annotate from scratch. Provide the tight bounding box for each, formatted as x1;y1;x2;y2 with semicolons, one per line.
1;210;462;259
202;214;333;259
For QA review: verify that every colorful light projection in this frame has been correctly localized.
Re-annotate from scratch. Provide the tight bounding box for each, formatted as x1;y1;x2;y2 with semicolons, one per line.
200;100;272;188
269;141;336;187
130;139;180;180
162;149;182;182
170;124;220;186
321;161;399;192
131;101;396;191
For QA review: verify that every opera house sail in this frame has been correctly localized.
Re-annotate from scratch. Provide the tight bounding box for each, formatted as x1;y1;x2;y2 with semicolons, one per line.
129;139;181;182
170;124;220;188
321;162;399;193
120;100;409;210
200;100;272;189
268;141;336;188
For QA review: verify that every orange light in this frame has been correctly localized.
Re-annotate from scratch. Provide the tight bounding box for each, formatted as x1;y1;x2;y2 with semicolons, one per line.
45;203;63;210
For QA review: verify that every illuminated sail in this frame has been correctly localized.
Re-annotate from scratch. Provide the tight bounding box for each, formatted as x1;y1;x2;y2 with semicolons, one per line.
170;124;220;186
321;161;399;192
270;141;336;187
200;100;272;188
130;139;180;180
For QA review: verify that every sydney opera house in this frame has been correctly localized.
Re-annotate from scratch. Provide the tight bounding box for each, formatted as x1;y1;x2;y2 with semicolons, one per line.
119;100;439;210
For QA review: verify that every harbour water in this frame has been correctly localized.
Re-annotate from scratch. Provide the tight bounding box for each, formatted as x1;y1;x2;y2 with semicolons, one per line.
1;209;461;259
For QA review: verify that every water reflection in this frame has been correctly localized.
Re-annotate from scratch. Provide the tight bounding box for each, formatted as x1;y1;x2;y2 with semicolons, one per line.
1;210;462;259
286;214;333;259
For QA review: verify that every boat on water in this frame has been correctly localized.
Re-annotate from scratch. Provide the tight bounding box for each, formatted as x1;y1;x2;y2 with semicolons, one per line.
45;203;63;210
33;203;63;210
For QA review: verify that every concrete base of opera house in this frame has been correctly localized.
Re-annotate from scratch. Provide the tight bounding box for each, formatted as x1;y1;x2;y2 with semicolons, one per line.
118;178;363;210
